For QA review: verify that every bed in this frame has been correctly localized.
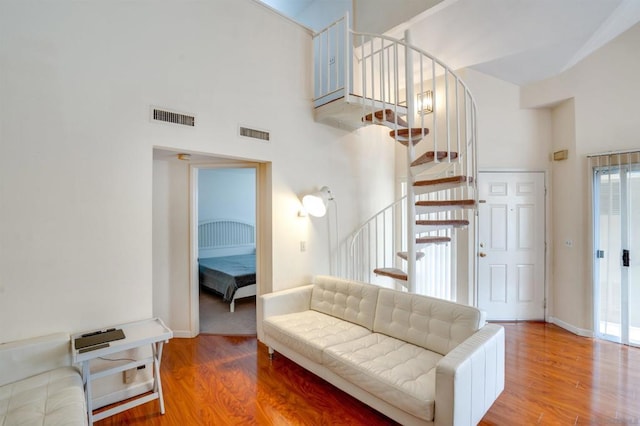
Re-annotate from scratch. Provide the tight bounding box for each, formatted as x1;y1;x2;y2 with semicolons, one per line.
198;219;256;312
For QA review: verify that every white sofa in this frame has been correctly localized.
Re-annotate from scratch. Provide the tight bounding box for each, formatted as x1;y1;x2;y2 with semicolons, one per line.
260;275;505;426
0;333;87;425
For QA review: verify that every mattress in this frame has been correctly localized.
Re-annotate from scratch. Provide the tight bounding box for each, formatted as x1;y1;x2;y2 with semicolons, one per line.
199;254;256;302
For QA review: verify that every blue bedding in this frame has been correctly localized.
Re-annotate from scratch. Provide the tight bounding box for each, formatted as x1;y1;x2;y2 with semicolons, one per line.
198;254;256;302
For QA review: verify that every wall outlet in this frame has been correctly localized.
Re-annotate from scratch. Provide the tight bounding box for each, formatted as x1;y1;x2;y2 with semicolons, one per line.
123;368;137;384
300;241;306;252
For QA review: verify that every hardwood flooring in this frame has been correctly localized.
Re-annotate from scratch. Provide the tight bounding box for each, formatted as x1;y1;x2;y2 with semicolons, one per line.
481;322;640;425
94;322;640;425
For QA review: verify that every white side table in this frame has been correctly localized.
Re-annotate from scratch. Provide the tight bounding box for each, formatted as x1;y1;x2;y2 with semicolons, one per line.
71;317;173;424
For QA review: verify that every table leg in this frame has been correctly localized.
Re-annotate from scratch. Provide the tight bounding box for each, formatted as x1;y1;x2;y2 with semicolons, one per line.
82;360;94;425
153;341;166;414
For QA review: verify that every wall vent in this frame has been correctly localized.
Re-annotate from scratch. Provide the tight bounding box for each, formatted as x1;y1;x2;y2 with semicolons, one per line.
152;108;195;127
239;126;270;142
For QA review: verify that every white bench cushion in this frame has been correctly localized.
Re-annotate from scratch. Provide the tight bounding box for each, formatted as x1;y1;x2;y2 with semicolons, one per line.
0;366;86;426
323;333;441;421
263;310;371;364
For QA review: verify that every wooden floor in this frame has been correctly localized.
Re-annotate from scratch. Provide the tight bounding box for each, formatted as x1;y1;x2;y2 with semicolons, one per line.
95;322;640;425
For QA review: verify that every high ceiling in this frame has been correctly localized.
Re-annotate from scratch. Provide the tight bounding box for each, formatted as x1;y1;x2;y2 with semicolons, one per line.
260;0;318;19
260;0;640;86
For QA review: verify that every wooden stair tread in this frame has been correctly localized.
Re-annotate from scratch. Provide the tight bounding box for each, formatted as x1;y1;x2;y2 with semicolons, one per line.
362;109;409;127
416;199;475;207
389;127;429;139
396;251;426;261
413;175;474;195
416;236;451;245
373;267;407;281
416;219;470;227
411;151;458;167
390;128;429;146
414;175;473;187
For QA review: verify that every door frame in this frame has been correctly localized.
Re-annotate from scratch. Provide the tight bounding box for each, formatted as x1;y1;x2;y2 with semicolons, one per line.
188;161;271;337
476;169;548;321
591;162;639;346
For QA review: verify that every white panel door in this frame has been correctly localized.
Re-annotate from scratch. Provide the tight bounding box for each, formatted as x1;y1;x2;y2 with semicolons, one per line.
477;172;545;320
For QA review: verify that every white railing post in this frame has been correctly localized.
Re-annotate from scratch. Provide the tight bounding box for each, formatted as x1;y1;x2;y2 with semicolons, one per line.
343;12;350;99
404;29;416;293
432;60;437;158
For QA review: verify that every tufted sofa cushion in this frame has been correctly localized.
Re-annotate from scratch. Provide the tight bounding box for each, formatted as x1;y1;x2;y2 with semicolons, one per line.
262;310;371;364
310;276;380;330
373;288;484;356
0;366;86;425
323;333;441;421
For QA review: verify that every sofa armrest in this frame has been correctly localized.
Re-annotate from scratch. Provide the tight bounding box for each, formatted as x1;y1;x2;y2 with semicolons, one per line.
257;284;313;342
260;284;313;319
434;324;505;426
0;332;72;386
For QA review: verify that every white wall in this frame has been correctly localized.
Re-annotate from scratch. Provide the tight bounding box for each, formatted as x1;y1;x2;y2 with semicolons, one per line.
0;0;395;343
198;168;256;225
548;99;584;332
459;69;552;171
152;159;191;336
520;22;640;333
353;0;442;34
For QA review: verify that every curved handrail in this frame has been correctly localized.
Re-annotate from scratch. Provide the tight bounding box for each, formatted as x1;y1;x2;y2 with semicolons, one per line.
348;195;407;255
349;30;476;101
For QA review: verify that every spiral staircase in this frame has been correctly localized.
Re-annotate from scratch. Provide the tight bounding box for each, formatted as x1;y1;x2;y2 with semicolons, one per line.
313;14;478;297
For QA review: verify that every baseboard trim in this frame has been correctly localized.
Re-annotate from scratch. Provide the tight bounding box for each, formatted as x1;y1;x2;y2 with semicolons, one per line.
172;330;194;338
548;316;594;337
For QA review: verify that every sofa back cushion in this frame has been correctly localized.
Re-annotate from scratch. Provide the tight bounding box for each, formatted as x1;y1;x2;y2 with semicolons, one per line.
310;275;380;330
373;289;484;355
0;333;72;387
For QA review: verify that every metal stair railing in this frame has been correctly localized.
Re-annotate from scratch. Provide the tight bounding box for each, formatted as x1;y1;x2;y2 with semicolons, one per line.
348;196;405;285
314;13;477;297
347;192;455;299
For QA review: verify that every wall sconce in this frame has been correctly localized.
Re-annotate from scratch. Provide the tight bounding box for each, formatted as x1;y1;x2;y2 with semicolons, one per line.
301;186;334;217
299;186;340;275
417;90;433;115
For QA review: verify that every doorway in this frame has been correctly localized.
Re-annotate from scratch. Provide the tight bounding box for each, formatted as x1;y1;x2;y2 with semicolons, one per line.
477;171;546;320
151;149;271;339
196;167;257;335
591;152;640;346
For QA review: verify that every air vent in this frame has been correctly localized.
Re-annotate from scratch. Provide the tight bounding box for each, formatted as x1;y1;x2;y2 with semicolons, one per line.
239;126;270;142
152;108;195;127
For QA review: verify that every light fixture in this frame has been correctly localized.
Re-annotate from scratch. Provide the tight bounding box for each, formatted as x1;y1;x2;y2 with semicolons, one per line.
417;90;433;115
301;186;333;217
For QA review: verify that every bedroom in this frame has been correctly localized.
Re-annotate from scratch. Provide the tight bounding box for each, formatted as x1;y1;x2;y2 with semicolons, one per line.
197;166;257;335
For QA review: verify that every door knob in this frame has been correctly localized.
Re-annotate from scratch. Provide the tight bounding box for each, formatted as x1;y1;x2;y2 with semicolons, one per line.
479;252;487;257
